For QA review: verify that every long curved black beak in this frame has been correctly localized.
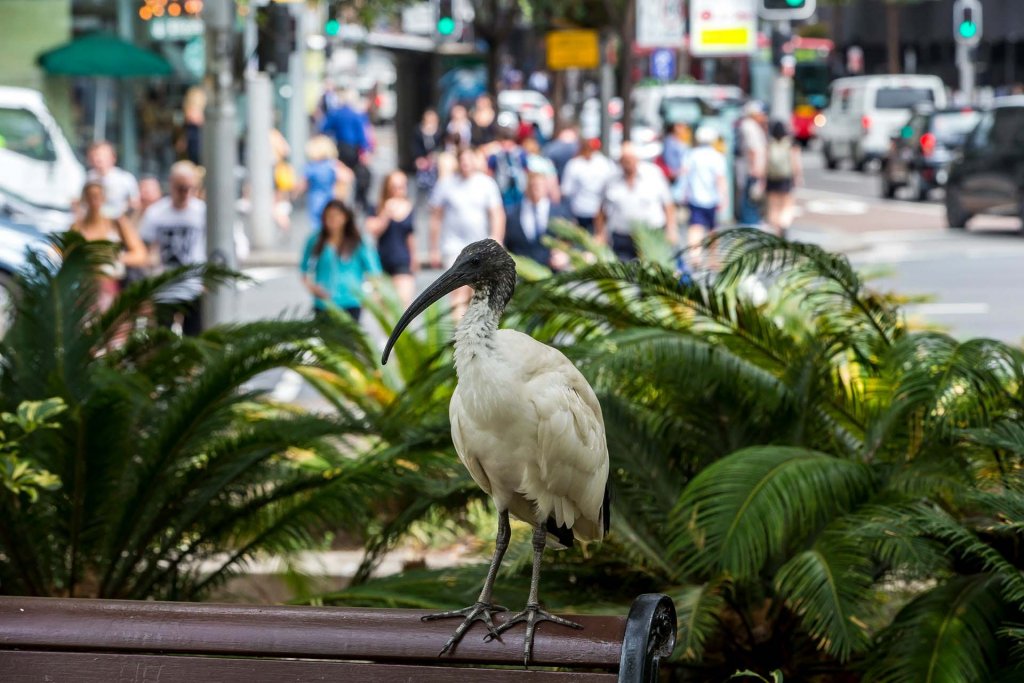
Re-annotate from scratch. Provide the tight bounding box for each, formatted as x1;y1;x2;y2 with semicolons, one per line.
381;266;466;365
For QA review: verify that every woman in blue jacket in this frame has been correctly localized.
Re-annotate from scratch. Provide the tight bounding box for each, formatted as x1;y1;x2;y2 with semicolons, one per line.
300;199;381;322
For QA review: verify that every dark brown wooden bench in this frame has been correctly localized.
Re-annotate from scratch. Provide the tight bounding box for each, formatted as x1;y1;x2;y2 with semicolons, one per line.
0;593;675;682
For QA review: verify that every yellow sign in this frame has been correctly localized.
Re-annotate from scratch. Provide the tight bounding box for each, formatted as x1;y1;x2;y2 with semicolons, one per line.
698;28;752;49
546;30;600;71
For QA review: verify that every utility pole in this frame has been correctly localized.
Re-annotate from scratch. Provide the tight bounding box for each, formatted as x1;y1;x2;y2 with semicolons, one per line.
287;3;307;178
203;0;238;327
758;0;815;123
115;0;139;173
599;31;616;154
246;71;275;250
769;20;794;123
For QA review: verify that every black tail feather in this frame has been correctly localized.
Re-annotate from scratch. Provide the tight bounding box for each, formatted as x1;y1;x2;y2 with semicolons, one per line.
602;479;612;535
545;517;575;548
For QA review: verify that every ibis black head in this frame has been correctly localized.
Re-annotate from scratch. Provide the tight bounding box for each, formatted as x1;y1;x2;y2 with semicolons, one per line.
381;239;516;365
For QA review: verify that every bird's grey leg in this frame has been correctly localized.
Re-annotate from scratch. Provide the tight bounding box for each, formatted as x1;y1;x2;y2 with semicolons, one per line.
422;509;511;655
486;524;583;666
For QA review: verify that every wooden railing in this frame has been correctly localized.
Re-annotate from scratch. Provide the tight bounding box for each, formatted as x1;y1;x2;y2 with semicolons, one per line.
0;593;676;682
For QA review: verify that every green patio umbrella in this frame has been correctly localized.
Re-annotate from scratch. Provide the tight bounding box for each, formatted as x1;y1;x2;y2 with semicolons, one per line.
37;32;172;78
38;32;174;147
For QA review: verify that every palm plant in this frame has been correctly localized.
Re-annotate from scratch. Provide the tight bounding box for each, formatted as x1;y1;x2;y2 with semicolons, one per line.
322;229;1024;681
289;279;488;585
0;234;443;600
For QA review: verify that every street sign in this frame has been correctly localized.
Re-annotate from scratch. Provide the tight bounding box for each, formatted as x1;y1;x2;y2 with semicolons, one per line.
546;30;600;70
689;0;757;57
401;3;436;35
650;48;676;82
636;0;685;48
953;0;982;47
758;0;816;21
147;16;204;41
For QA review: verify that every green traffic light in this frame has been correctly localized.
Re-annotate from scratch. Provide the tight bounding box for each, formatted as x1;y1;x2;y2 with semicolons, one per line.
437;16;455;36
959;21;977;39
325;19;340;36
786;0;802;5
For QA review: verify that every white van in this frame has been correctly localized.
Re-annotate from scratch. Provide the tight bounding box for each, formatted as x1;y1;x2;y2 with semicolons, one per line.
0;86;84;232
819;75;947;171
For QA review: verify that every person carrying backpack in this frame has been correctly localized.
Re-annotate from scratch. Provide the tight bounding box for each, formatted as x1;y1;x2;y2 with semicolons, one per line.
765;120;803;239
487;127;528;208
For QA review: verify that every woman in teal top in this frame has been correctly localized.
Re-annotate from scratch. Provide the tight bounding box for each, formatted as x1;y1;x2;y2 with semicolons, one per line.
301;199;381;321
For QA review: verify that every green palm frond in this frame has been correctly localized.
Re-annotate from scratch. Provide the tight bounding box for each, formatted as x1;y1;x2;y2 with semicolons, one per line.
867;574;1005;683
907;505;1024;605
773;531;873;661
668;446;876;578
671;579;729;662
713;228;903;357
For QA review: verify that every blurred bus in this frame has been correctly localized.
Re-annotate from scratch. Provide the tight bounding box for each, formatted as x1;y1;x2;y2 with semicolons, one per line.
788;37;833;147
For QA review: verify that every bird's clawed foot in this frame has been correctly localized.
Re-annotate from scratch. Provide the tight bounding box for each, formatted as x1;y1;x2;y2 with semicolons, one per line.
484;603;583;666
421;601;508;655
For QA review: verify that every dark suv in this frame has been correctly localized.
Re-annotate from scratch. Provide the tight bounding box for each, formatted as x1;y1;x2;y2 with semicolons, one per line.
882;107;980;201
946;99;1024;229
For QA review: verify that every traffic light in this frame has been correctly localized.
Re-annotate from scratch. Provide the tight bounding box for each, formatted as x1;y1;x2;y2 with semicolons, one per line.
758;0;815;20
953;0;982;47
256;1;296;75
436;0;458;39
325;3;340;38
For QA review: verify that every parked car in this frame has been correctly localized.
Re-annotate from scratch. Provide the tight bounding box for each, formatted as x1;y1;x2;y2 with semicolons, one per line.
945;97;1024;229
497;89;555;140
881;106;981;200
0;216;52;337
0;86;84;231
819;74;947;172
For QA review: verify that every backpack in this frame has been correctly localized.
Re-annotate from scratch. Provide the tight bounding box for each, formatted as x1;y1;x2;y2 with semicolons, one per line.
767;139;793;180
493;150;527;206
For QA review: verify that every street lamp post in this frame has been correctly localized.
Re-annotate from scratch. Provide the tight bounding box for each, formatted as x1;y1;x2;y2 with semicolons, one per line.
203;0;238;327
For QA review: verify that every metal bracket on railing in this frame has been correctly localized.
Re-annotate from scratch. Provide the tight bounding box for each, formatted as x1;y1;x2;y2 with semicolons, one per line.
617;593;677;683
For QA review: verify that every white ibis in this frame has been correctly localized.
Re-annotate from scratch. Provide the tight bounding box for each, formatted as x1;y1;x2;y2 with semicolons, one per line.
382;238;610;664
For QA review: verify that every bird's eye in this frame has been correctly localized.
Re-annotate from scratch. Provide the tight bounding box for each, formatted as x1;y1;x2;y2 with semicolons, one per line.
470;256;481;266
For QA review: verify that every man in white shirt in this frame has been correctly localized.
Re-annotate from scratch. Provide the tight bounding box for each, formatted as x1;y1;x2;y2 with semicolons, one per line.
679;126;728;270
139;161;207;335
428;147;506;316
86;141;140;220
560;138;614;233
595;142;678;261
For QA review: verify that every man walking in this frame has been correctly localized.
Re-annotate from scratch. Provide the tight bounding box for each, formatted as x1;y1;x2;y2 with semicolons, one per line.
319;89;373;213
86;140;140;221
561;137;614;234
678;126;728;270
487;127;529;209
542;121;580;180
139;161;207;335
429;147;505;317
595;142;677;261
505;172;571;271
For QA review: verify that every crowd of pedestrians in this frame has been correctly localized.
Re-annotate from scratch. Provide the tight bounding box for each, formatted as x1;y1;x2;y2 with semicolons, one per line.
67;84;803;336
69;139;211;335
302;86;810;324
